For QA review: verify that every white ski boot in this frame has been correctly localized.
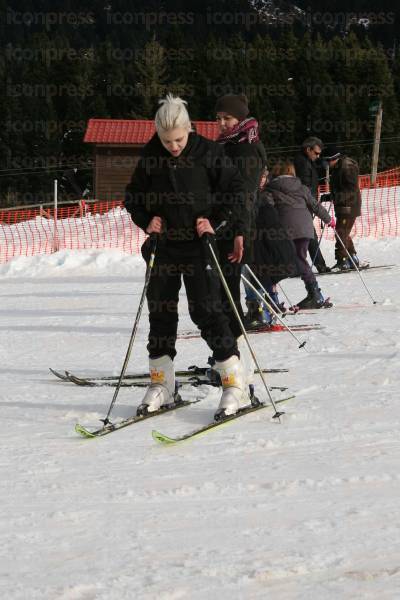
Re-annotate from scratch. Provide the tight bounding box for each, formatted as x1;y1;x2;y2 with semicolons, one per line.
237;334;260;404
137;355;179;415
213;355;252;421
237;334;254;386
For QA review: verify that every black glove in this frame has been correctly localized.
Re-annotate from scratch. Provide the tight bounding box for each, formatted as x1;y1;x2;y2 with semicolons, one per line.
319;193;331;203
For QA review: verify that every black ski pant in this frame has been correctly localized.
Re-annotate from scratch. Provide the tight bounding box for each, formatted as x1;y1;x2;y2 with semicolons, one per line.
216;242;245;340
146;248;238;361
335;215;357;260
308;227;327;269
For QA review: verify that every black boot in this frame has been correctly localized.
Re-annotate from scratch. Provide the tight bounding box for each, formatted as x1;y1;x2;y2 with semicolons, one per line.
349;254;369;270
296;282;326;309
245;300;269;329
331;258;351;271
316;264;331;273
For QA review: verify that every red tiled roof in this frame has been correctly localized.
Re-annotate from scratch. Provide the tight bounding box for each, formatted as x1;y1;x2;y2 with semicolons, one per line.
84;119;219;144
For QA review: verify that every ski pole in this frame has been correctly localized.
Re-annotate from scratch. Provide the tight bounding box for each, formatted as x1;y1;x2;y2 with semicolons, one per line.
311;200;333;269
334;230;377;304
277;282;296;313
243;264;283;315
311;223;325;269
241;273;308;350
243;264;299;330
244;263;294;316
101;234;158;425
204;235;284;420
243;264;297;317
311;165;331;269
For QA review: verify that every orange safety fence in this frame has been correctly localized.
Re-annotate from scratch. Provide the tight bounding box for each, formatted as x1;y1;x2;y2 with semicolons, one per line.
0;200;146;264
315;166;400;240
0;169;399;264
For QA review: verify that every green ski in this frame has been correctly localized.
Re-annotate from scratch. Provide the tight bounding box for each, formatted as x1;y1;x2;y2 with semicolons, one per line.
152;395;295;445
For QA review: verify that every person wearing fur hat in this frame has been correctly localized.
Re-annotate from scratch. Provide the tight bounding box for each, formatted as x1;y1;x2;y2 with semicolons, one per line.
322;146;364;271
215;93;269;329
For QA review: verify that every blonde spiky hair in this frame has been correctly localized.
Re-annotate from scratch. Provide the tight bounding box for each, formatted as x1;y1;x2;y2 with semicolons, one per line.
155;94;192;133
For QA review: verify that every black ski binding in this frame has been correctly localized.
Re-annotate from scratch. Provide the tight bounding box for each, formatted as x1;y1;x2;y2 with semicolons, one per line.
137;391;183;417
136;404;149;417
249;385;261;407
214;408;227;422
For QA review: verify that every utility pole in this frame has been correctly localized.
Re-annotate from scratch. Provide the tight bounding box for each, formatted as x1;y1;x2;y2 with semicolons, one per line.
371;99;383;186
53;179;59;253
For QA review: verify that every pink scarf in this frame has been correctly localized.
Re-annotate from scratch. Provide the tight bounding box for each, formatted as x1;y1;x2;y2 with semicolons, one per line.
217;117;260;145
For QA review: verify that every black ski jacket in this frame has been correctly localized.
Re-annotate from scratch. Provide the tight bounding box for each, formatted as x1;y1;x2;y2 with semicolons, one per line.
252;192;299;284
125;133;248;254
222;140;267;196
221;139;267;261
293;151;319;199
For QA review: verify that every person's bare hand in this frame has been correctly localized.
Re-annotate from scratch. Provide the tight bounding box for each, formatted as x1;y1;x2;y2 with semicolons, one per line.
228;235;244;263
146;216;162;234
196;217;215;237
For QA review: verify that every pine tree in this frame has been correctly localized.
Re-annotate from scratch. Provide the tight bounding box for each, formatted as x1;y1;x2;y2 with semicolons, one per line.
357;38;400;172
132;35;168;118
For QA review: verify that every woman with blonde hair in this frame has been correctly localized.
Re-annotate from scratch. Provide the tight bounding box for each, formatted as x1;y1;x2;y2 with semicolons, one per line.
125;95;252;420
261;160;335;309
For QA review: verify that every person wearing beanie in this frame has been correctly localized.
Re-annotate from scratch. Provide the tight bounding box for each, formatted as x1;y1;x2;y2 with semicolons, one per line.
215;94;251;122
215;93;269;331
294;136;331;273
322;146;341;162
322;146;365;271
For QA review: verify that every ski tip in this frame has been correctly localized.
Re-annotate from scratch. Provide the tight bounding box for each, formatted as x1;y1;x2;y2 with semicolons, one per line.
151;429;177;445
75;423;96;438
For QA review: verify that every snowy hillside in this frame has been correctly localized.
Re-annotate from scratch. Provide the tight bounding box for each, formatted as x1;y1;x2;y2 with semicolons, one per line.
1;238;400;599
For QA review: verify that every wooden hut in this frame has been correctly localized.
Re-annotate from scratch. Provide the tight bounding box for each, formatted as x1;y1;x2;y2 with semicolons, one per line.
84;119;219;201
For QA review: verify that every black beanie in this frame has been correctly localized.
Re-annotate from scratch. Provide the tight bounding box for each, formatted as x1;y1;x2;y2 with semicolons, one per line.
322;145;341;160
215;94;250;121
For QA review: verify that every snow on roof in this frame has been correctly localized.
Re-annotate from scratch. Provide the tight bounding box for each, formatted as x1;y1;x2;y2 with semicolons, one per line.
84;119;220;145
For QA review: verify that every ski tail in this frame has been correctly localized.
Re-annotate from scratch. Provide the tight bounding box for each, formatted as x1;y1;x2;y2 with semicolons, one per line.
152;395;295;445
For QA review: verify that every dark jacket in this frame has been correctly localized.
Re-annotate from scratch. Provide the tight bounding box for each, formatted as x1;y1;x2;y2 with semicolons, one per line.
125;133;248;254
222;140;267;260
294;151;319;198
252;193;299;284
223;140;267;196
330;156;362;218
262;175;331;240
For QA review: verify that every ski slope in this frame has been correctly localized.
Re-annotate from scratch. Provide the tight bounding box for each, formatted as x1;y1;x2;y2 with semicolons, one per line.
1;238;399;599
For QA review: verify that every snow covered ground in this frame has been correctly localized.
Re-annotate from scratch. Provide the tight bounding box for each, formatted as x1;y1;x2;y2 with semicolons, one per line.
1;238;400;599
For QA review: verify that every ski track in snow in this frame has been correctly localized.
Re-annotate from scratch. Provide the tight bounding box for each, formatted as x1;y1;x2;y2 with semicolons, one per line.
1;239;400;599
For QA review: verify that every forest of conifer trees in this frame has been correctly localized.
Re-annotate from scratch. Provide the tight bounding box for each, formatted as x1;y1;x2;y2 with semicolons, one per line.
1;0;400;205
